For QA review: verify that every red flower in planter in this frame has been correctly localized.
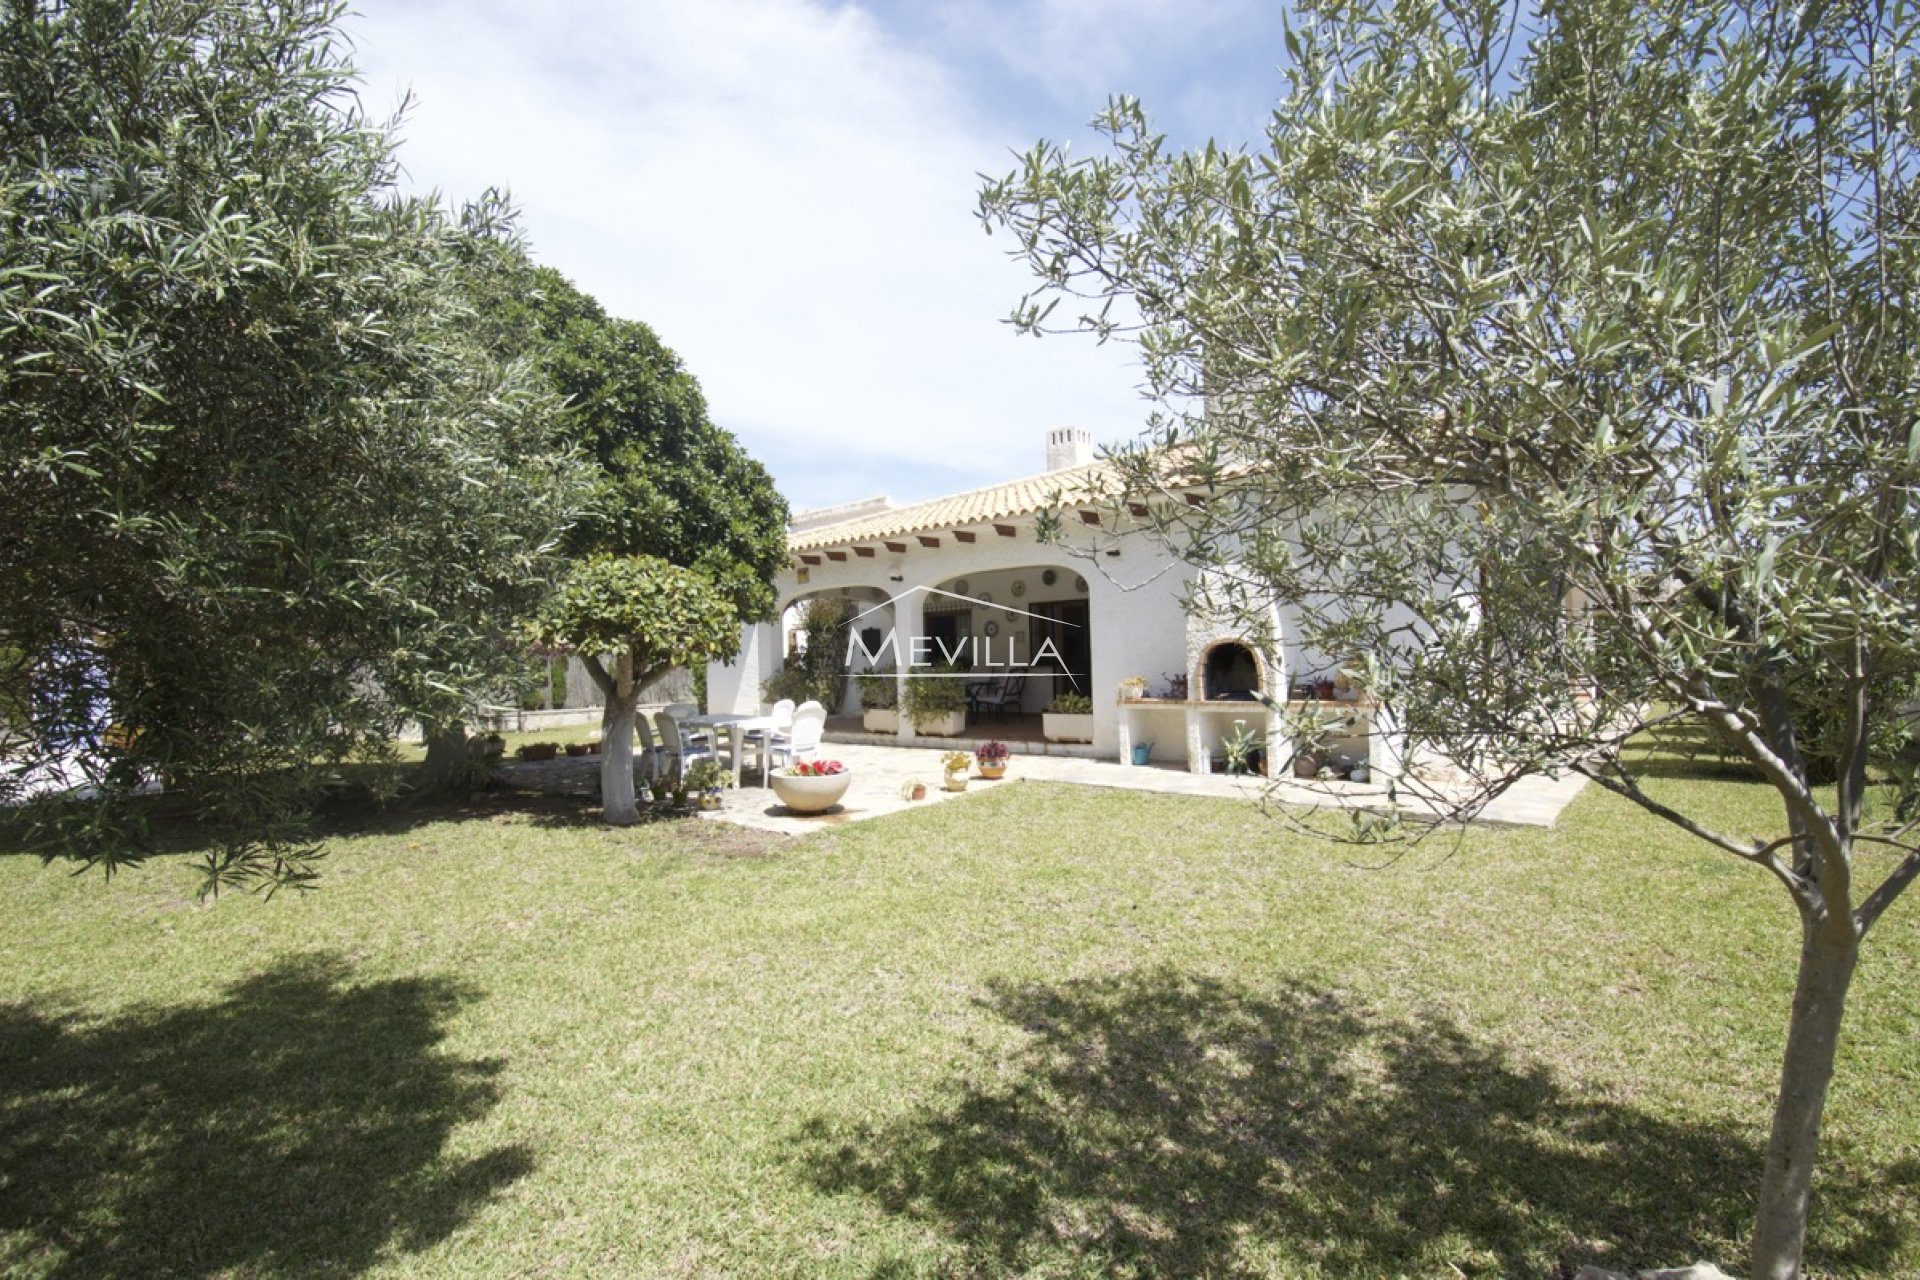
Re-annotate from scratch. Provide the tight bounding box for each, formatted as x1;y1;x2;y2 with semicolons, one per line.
789;760;846;776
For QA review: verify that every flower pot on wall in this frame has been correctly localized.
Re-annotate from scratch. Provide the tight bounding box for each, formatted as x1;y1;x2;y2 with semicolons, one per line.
1042;712;1094;743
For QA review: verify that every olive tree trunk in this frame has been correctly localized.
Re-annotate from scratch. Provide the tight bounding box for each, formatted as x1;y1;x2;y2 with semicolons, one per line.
1750;911;1861;1279
418;716;471;793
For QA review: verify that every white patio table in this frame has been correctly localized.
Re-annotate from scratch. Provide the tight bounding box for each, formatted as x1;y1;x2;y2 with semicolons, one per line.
677;712;776;787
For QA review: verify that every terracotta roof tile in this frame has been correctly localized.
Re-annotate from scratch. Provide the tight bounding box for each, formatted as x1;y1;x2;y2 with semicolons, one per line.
787;460;1121;552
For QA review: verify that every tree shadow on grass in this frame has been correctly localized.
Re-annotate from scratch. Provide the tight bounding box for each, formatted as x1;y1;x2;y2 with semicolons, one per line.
795;969;1907;1278
0;954;531;1277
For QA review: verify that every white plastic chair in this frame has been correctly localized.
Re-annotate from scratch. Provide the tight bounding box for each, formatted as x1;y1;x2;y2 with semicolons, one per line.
745;698;798;785
765;701;826;775
654;711;714;783
632;714;667;784
662;701;710;748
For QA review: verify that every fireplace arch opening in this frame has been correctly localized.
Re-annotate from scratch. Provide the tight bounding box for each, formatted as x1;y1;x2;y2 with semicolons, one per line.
1201;641;1263;702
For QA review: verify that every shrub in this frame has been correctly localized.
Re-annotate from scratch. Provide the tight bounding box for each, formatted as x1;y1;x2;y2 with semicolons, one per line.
902;675;966;721
1046;692;1093;715
854;666;897;709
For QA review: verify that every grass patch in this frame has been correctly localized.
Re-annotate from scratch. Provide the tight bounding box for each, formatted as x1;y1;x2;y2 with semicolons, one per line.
0;759;1916;1275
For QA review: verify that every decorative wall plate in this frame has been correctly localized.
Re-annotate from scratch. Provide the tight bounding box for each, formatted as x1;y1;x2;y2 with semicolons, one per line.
978;592;993;604
984;620;1000;637
1011;579;1027;598
1075;576;1088;593
953;578;970;595
1041;569;1058;586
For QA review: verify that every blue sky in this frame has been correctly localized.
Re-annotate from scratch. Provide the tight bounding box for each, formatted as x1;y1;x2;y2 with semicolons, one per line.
343;1;1295;513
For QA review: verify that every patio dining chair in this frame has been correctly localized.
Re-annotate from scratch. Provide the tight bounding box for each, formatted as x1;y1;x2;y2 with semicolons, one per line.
763;700;826;778
654;711;714;784
632;714;668;784
662;701;710;749
972;672;1025;721
742;698;797;784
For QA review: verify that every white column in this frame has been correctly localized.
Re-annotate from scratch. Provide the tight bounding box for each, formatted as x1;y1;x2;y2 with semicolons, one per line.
894;590;925;739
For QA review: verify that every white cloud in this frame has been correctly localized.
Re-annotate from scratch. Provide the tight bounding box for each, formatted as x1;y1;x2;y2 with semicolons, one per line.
344;0;1154;511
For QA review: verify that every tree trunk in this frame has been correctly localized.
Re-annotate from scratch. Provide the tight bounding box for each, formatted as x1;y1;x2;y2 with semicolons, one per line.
600;694;640;824
594;651;642;825
418;717;470;793
1750;914;1860;1279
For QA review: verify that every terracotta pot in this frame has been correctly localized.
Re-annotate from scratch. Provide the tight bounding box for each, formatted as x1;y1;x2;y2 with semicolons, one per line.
564;743;588;757
517;743;558;762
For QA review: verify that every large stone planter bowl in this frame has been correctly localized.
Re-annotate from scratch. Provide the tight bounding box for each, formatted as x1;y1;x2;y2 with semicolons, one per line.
770;770;852;814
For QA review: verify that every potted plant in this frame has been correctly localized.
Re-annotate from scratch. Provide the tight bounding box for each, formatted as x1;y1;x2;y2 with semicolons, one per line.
899;779;928;801
684;759;732;810
564;742;589;757
1042;692;1095;743
902;674;967;737
482;732;506;760
975;740;1011;779
770;758;851;813
856;666;899;733
1117;675;1149;702
517;741;560;762
941;750;972;791
1222;718;1266;777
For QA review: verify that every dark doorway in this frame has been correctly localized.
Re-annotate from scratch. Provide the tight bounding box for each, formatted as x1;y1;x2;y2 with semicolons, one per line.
1029;600;1091;694
923;611;971;667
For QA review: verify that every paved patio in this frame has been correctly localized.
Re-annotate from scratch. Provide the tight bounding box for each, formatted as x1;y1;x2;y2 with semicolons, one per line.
496;741;1587;837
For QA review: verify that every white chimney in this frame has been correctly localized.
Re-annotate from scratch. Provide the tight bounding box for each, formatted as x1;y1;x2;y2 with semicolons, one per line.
1045;426;1094;471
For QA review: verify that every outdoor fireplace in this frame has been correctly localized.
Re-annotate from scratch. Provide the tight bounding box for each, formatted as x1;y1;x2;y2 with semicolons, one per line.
1200;642;1263;702
1185;571;1283;705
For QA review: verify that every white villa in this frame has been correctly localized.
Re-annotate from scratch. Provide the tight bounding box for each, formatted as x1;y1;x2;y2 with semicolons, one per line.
706;428;1397;781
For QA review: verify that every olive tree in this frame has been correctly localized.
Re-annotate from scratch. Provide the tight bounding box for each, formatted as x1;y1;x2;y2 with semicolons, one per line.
529;556;740;825
0;0;584;890
980;0;1919;1273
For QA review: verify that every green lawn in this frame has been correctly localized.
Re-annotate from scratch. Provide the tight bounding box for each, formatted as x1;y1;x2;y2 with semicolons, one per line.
1;756;1916;1276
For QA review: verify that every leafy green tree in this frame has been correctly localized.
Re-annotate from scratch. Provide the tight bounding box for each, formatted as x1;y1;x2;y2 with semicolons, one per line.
0;0;584;891
529;556;740;825
467;260;789;619
458;252;789;819
982;0;1919;1273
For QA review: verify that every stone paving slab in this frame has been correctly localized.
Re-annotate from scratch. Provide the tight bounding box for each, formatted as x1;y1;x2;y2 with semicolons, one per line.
494;742;1587;837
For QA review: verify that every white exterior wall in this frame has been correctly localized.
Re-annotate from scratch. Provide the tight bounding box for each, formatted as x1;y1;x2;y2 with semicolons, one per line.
706;619;779;716
707;523;1196;756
